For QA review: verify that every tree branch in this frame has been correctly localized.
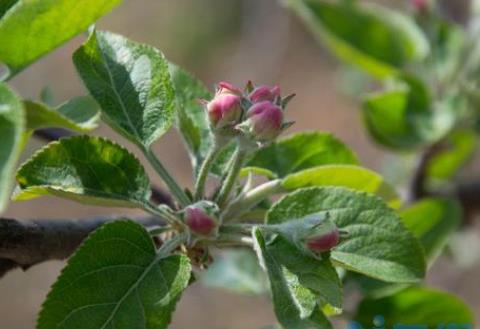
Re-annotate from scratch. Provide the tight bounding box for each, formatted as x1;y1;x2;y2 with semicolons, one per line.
32;128;175;207
410;143;480;223
0;216;163;278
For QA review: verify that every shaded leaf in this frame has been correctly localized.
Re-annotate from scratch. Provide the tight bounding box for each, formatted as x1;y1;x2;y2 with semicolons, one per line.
253;229;333;329
426;130;477;181
282;165;400;208
353;287;474;329
74;30;175;147
15;136;151;208
287;0;428;77
38;220;191;329
25;97;99;132
247;132;358;178
169;64;212;172
0;82;24;213
401;198;461;263
0;0;122;76
363;76;454;150
267;187;426;283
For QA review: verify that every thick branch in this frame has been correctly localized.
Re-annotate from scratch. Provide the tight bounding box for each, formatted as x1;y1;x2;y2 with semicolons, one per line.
33;128;174;207
0;216;162;277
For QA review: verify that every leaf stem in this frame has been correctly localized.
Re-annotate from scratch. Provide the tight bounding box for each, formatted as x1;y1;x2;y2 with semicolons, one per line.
216;146;247;207
144;148;190;207
194;143;221;200
156;232;188;256
143;202;183;228
223;179;284;220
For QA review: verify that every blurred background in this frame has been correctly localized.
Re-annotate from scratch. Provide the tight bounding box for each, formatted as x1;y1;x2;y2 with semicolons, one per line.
1;0;479;328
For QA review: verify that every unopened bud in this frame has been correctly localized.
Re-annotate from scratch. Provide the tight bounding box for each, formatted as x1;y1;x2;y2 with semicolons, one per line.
249;85;281;103
305;227;339;253
217;81;242;96
411;0;428;12
244;101;284;141
269;214;340;258
184;201;220;237
207;93;242;129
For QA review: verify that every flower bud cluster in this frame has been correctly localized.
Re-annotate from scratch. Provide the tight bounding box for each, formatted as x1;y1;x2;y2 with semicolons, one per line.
202;81;294;145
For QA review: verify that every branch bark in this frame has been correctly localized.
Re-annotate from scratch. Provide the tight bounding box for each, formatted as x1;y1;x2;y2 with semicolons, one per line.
0;216;162;278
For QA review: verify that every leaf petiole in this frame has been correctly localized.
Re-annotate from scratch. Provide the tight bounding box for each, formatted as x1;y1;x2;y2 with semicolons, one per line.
216;146;247;207
143;147;191;207
194;142;222;200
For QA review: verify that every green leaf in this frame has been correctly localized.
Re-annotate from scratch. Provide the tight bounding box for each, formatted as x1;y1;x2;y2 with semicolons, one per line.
247;132;358;178
282;165;400;208
202;249;268;295
267;187;426;283
253;229;333;329
427;130;477;181
0;0;17;19
349;198;461;299
363;76;453;150
286;0;428;78
73;30;175;147
0;82;24;213
353;287;475;328
168;64;212;172
401;198;461;263
38;220;191;329
25;97;99;132
15;136;151;208
0;0;122;76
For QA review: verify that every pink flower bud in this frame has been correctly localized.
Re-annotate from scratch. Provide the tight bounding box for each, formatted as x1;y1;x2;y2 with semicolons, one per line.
207;93;242;129
411;0;428;11
249;85;281;103
185;207;218;236
217;81;242;96
246;101;284;141
305;227;339;253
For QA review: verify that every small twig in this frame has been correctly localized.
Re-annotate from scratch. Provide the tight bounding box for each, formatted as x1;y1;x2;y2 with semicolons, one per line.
32;128;175;208
409;142;445;201
409;141;480;223
455;180;480;225
0;216;163;278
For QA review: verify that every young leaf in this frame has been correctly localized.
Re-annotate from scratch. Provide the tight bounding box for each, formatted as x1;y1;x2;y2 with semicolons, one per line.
282;165;400;208
169;64;213;172
25;97;99;132
401;198;461;263
363;76;453;150
426;130;477;181
353;287;475;328
15;136;151;208
267;187;426;283
201;249;268;295
253;228;333;329
0;0;122;76
73;30;175;147
247;132;358;178
286;0;428;77
37;220;192;329
0;82;24;213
